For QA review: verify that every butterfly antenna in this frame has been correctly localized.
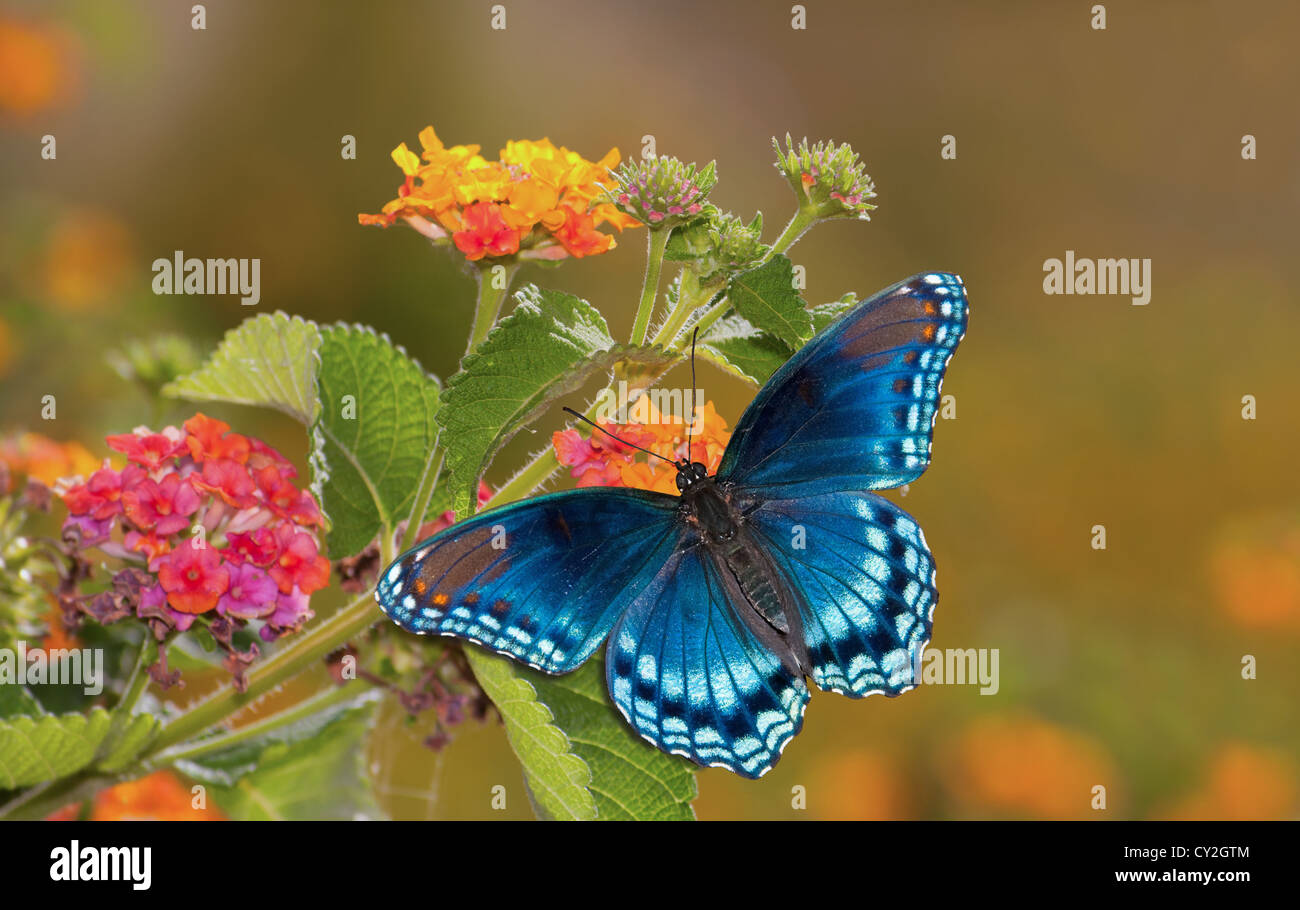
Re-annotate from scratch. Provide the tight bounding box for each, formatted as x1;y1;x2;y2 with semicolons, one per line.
687;327;698;461
562;407;678;466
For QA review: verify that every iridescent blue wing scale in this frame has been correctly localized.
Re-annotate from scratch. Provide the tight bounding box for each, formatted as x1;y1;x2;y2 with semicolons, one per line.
717;271;968;495
742;487;937;697
606;539;810;779
376;488;681;673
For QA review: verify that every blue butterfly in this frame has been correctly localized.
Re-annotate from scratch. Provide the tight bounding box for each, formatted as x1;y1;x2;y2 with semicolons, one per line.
377;271;968;778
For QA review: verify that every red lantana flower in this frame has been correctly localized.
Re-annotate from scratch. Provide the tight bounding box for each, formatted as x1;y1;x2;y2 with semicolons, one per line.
183;413;250;464
56;413;329;689
452;202;520;261
106;427;188;471
268;524;330;595
122;471;201;535
155;540;230;614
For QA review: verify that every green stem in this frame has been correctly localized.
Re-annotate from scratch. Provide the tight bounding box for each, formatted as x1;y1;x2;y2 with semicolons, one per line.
650;272;721;348
769;207;818;258
466;261;520;355
483;447;561;511
145;589;380;755
148;682;373;769
399;445;445;554
630;228;670;346
113;634;158;721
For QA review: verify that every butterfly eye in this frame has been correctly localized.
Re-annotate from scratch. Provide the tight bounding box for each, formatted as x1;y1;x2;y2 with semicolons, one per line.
692;462;708;478
675;472;690;491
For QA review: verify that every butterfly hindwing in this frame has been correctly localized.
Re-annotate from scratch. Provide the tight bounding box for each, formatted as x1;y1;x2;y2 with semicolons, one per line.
717;271;968;494
744;487;936;697
606;540;810;779
377;488;682;673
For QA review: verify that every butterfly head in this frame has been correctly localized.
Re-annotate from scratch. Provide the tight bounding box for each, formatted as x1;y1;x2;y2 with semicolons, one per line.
674;460;710;492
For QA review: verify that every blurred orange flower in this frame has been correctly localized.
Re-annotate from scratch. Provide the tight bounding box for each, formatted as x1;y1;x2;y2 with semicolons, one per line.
1163;743;1296;820
808;749;912;820
0;17;79;116
360;127;639;263
553;399;731;496
943;714;1117;819
47;771;225;821
1209;514;1300;631
41;209;134;310
0;431;99;491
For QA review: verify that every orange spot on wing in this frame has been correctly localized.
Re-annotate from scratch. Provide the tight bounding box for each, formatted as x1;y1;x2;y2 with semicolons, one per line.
433;593;450;606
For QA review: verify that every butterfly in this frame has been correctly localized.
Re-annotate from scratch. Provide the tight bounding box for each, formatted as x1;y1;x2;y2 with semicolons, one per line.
377;271;968;778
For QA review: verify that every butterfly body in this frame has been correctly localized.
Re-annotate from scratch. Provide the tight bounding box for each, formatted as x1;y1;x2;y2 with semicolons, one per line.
378;271;968;778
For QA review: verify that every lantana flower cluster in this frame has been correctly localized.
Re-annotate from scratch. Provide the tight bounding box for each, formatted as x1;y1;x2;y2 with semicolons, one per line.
58;414;329;686
552;400;731;496
359;126;640;262
772;133;877;220
602;155;718;230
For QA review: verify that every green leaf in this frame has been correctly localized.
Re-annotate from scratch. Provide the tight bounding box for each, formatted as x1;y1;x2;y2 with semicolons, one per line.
162;311;322;424
202;693;382;820
698;315;794;386
726;254;812;349
527;659;696;820
313;324;441;557
811;292;859;333
175;688;382;787
96;714;160;773
0;709;112;789
0;685;43;720
465;649;597;820
438;285;675;516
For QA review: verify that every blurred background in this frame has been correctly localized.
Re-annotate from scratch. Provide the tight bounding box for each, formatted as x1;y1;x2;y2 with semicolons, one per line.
1;0;1297;820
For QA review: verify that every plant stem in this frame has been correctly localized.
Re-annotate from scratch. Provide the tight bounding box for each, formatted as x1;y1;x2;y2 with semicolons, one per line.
770;207;818;258
466;261;520;355
629;228;670;346
113;633;158;721
483;447;561;510
399;445;444;554
145;589;380;755
148;682;374;769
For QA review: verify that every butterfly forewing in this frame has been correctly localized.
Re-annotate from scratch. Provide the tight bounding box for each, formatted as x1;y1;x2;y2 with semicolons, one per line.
377;487;681;673
718;271;968;494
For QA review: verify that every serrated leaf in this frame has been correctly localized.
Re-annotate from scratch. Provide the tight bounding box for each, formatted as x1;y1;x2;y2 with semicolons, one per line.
698;315;794;386
96;714;160;773
175;688;382;787
464;649;597;821
438;285;676;516
162;311;322;424
726;255;812;349
0;709;112;789
313;324;441;557
527;659;696;820
0;685;43;720
203;694;382;820
810;293;859;333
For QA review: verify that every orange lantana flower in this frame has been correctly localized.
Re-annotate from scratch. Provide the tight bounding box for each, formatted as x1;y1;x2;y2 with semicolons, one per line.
360;127;639;263
553;399;731;496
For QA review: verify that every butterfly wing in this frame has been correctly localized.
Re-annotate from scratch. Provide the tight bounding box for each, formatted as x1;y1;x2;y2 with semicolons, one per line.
377;488;682;674
606;538;810;779
741;487;936;697
717;271;968;494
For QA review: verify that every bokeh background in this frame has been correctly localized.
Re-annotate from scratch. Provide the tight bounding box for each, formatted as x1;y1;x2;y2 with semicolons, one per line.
2;0;1298;820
